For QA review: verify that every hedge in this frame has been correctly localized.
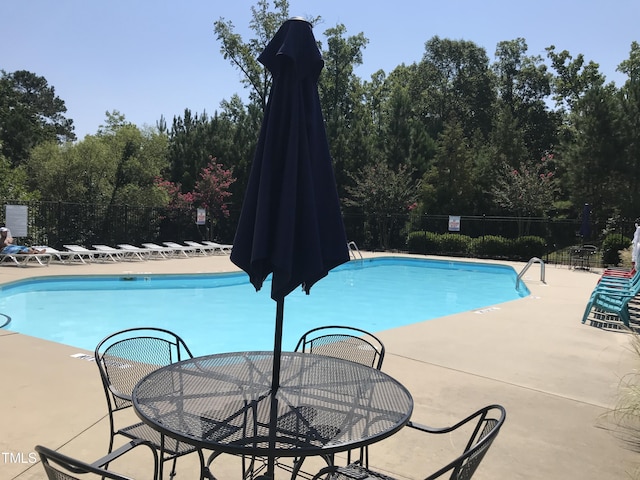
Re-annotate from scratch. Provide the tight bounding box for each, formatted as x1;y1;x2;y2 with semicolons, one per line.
601;234;632;266
407;231;546;261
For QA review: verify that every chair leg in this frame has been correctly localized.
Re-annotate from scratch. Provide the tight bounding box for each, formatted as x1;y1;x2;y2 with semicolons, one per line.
168;456;178;477
243;455;259;479
196;449;212;480
157;436;165;480
345;447;368;467
103;433;117;471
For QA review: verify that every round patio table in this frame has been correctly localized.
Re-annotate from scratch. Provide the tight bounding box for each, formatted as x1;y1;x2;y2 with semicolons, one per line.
132;351;413;465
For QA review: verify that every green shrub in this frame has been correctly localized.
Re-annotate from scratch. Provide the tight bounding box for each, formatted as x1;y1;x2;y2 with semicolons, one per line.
513;235;547;260
471;235;508;258
406;231;439;254
437;233;472;255
407;231;545;260
601;234;632;266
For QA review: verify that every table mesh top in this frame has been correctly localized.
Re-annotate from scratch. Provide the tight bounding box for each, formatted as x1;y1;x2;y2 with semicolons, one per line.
133;351;413;456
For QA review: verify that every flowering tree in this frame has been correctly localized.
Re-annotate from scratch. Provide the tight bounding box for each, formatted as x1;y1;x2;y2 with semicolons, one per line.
193;156;235;221
153;177;195;236
491;153;557;233
154;178;195;209
154;156;235;239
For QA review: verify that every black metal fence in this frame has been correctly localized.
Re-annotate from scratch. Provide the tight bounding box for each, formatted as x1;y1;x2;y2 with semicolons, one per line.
0;200;635;267
343;212;635;267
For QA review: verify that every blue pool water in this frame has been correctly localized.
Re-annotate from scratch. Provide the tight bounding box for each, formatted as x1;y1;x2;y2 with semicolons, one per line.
0;257;528;356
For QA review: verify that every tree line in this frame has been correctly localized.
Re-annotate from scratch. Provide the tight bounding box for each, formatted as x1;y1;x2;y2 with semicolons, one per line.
1;0;639;249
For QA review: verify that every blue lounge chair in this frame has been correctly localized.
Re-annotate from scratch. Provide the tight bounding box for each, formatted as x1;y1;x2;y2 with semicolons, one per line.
582;278;640;327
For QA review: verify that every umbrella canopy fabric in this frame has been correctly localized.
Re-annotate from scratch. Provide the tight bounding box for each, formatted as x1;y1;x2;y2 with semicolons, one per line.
633;222;640;266
579;203;591;240
229;18;351;479
231;18;349;301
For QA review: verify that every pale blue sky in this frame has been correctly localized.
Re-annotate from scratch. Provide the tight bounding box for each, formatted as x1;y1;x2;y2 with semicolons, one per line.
2;0;638;139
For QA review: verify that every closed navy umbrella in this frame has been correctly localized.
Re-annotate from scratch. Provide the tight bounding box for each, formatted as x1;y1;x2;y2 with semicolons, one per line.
580;203;591;241
230;18;349;477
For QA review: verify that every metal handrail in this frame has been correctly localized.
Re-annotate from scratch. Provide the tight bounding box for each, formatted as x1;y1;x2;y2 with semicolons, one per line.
517;257;545;289
347;241;363;260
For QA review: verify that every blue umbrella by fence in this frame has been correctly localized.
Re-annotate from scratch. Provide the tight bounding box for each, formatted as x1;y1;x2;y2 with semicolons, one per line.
580;203;591;241
230;18;350;478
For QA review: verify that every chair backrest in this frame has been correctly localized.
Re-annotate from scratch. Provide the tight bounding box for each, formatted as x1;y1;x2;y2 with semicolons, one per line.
418;404;506;480
35;445;133;480
294;325;385;369
94;327;193;412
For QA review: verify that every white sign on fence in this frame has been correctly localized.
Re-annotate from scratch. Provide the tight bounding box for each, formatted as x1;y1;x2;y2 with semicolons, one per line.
5;205;28;237
448;215;461;232
196;208;206;225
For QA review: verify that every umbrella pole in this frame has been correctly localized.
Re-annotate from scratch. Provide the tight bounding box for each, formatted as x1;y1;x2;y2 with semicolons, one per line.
267;297;285;479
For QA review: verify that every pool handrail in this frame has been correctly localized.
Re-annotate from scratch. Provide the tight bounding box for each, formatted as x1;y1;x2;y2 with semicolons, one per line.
517;257;545;289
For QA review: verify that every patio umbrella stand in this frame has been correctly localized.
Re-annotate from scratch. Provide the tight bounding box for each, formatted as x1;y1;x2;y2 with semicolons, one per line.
230;17;350;480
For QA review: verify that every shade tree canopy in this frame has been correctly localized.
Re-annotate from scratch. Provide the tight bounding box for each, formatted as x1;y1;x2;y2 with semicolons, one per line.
2;0;640;246
0;70;75;166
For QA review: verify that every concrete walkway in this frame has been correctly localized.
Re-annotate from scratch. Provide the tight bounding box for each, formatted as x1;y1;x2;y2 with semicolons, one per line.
0;253;637;479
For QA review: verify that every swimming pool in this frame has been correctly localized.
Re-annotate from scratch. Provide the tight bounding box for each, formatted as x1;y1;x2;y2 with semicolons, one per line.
0;257;528;356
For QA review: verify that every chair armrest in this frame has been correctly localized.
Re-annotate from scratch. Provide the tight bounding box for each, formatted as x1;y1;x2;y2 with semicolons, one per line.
407;420;456;434
408;404;505;435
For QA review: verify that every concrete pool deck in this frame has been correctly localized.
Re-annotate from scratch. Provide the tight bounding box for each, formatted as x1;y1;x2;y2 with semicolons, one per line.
0;252;638;479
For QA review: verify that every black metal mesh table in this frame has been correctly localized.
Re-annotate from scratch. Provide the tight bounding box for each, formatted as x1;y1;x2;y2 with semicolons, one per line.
132;351;413;459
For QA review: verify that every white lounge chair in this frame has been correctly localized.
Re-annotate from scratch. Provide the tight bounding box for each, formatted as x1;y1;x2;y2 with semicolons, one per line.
0;251;51;267
202;240;233;254
34;245;87;264
184;241;222;255
162;241;197;257
141;243;176;259
96;244;148;262
92;245;126;262
117;244;157;260
63;244;104;263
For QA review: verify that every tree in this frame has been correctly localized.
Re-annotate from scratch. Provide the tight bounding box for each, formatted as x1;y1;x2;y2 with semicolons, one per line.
167;109;217;192
0;70;75;166
194;158;235;220
153;176;196;240
414;37;495;140
546;46;605;112
213;0;308;112
344;160;420;249
215;95;263;203
0;145;36;201
556;83;621;223
420;118;475;214
193;157;236;239
491;153;557;233
492;38;557;163
319;24;370;191
376;64;436;178
154;157;236;241
615;42;640;219
26;112;168;205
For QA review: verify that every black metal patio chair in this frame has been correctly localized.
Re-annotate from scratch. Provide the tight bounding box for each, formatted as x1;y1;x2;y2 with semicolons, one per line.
295;325;386;467
94;327;207;480
294;325;385;370
311;404;506;480
35;440;157;480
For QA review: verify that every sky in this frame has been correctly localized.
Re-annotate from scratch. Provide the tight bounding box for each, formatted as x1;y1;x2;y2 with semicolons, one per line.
2;0;638;140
